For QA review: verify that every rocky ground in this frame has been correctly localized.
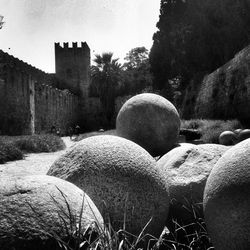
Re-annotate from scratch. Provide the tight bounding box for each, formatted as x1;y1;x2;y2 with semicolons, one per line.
0;137;76;179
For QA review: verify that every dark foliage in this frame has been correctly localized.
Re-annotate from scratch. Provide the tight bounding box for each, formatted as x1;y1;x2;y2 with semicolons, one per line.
150;0;250;93
0;140;23;164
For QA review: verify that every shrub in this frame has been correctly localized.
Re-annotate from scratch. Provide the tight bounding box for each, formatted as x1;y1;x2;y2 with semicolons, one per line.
181;119;204;130
0;134;65;164
13;134;66;153
0;140;23;164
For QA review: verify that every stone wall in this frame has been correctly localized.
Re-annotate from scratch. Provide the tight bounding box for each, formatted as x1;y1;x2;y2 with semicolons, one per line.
35;84;80;134
0;50;80;135
181;45;250;124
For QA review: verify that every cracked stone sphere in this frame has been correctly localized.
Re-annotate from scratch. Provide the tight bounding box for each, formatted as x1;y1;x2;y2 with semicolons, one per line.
157;143;229;226
0;175;103;250
204;139;250;250
47;135;170;237
116;93;180;156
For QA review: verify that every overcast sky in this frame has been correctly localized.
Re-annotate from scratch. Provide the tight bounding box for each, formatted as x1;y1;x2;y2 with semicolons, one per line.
0;0;160;73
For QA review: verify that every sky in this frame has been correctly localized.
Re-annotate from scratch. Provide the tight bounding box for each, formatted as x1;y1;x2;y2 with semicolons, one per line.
0;0;160;73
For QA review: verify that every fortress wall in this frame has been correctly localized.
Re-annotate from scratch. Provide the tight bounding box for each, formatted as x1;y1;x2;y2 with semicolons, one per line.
0;61;32;135
82;97;103;130
35;84;80;134
0;50;80;135
194;45;250;123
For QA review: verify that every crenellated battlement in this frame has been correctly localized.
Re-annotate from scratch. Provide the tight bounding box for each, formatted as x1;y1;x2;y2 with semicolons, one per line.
55;41;89;50
54;41;90;96
0;41;94;136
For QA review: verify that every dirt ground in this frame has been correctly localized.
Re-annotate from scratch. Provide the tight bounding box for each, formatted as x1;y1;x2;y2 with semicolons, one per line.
0;137;76;179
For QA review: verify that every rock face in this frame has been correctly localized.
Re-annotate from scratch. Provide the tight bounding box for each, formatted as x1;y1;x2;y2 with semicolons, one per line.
204;139;250;250
47;135;169;237
0;175;103;250
116;93;180;156
157;143;229;224
219;131;237;145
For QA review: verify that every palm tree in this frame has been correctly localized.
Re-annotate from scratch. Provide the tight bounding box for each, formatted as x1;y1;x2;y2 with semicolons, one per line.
91;52;122;126
0;16;4;29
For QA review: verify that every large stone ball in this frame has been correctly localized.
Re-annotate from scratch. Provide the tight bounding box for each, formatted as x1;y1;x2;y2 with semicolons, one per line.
47;135;169;237
116;93;180;156
219;131;237;145
238;129;250;142
0;175;103;250
204;139;250;250
157;143;229;225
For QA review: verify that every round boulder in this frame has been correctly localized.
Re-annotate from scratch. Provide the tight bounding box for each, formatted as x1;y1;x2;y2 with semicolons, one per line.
234;128;243;135
204;139;250;250
238;129;250;142
157;143;229;224
47;135;169;237
0;175;103;250
219;131;237;145
116;93;180;156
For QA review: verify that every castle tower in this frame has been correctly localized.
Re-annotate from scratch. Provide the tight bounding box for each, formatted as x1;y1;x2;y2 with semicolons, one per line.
54;42;90;97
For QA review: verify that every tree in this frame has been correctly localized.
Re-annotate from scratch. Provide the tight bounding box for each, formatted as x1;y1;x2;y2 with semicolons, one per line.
0;16;4;29
91;52;122;125
150;0;250;92
123;47;149;70
120;47;152;95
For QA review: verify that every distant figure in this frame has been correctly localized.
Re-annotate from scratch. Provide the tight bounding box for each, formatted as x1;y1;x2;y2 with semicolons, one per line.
51;125;56;134
75;125;80;137
56;128;61;137
68;126;74;140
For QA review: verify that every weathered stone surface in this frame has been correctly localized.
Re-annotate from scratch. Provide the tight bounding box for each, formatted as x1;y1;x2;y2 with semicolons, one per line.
157;143;229;223
219;131;237;145
116;93;180;156
195;46;250;121
204;139;250;250
47;135;169;237
0;175;103;250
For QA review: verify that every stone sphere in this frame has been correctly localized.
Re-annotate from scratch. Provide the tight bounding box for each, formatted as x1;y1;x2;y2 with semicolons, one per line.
234;128;243;135
0;175;103;250
204;139;250;250
116;93;180;156
219;131;237;145
238;129;250;142
47;135;169;237
157;143;229;225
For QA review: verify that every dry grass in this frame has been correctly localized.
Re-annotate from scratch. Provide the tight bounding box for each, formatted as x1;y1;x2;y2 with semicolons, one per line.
181;119;242;143
34;190;214;250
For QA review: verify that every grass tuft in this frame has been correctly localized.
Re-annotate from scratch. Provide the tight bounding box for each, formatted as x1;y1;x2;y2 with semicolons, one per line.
25;189;214;250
